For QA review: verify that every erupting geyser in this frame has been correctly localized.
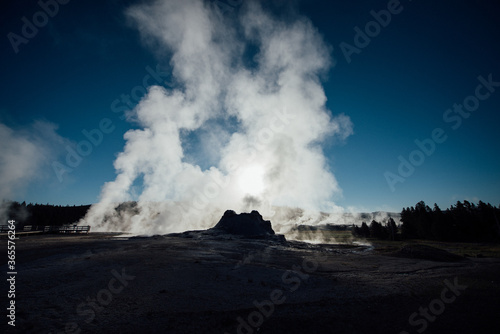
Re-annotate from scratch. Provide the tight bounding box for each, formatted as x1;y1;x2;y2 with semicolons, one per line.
80;0;353;235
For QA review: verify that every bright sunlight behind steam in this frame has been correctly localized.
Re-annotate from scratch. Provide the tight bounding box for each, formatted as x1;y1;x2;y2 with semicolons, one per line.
81;0;353;235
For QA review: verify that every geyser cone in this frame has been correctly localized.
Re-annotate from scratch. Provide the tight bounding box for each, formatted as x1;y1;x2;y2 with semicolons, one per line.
211;210;275;237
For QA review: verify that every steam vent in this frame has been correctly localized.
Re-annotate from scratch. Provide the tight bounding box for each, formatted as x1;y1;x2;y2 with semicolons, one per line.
211;210;276;237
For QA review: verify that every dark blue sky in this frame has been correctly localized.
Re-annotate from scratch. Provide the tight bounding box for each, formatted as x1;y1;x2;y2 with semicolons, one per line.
1;0;499;212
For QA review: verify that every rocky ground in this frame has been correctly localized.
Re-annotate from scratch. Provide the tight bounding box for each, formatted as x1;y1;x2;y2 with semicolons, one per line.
2;232;500;334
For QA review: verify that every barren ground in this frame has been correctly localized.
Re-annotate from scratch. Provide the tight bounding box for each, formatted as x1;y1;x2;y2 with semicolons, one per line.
2;233;499;334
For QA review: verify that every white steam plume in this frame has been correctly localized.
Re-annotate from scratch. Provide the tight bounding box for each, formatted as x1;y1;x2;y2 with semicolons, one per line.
0;121;70;222
82;0;353;234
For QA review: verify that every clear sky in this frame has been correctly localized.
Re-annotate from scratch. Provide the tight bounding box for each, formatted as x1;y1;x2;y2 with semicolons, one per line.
1;0;499;213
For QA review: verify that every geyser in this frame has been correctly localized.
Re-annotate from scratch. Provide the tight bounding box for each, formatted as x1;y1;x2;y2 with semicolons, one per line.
169;210;286;243
211;210;275;237
80;0;353;235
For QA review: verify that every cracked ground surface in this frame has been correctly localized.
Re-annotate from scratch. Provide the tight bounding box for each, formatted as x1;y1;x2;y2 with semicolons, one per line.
2;233;499;334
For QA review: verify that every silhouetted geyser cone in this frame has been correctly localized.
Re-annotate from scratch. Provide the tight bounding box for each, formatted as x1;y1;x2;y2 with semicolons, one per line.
211;210;275;237
169;210;286;242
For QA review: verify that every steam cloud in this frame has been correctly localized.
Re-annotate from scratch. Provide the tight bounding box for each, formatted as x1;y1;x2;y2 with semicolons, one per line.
0;121;70;222
82;0;353;234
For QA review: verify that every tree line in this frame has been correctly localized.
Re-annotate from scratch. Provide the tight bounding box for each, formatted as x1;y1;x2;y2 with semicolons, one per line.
2;201;91;228
3;199;500;242
353;200;500;242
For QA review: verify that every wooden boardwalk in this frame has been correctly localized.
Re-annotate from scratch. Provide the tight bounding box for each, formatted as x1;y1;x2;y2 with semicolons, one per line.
0;224;91;235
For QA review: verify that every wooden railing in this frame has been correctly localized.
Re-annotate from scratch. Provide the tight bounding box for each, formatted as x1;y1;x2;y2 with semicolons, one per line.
0;225;11;233
1;225;91;234
57;225;91;234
